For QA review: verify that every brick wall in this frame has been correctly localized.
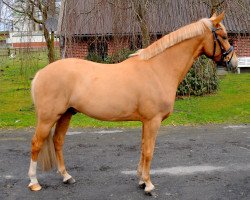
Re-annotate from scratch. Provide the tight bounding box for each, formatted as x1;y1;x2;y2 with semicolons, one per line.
65;36;130;59
107;36;130;55
230;35;250;57
65;40;89;58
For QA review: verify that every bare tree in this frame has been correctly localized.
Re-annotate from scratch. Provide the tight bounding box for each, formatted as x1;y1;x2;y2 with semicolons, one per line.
205;0;247;16
2;0;58;63
210;0;225;15
131;0;151;48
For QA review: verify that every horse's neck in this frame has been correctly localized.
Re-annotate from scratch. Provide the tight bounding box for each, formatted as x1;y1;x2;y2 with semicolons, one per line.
150;36;204;88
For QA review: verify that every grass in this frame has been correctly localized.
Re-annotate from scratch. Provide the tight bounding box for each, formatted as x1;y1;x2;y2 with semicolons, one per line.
165;73;250;125
0;53;249;128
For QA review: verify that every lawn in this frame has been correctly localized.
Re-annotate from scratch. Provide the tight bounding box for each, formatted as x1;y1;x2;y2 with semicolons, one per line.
0;54;249;128
166;74;250;125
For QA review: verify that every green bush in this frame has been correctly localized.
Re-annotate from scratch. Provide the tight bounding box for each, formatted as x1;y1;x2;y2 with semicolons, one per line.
104;48;135;63
86;52;105;63
177;55;219;96
86;48;135;64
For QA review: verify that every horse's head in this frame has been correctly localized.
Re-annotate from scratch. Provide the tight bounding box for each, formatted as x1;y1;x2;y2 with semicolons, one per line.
203;12;238;72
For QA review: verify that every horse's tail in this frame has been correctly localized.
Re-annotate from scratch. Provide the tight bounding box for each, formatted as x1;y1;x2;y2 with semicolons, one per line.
37;131;57;171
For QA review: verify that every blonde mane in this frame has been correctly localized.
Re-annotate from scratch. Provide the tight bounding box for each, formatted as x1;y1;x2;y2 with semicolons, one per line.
130;18;213;60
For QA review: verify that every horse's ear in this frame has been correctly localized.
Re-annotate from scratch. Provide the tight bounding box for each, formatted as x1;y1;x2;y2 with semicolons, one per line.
211;12;217;19
211;11;225;25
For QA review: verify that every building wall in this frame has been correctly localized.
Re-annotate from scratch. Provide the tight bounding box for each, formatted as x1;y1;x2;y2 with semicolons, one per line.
231;35;250;57
64;39;89;58
8;32;45;43
64;36;137;59
107;37;130;55
64;35;250;59
64;39;131;59
7;31;59;48
62;38;129;58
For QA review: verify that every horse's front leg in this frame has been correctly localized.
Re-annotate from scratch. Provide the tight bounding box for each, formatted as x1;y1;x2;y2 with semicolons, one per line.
138;116;161;193
53;111;75;184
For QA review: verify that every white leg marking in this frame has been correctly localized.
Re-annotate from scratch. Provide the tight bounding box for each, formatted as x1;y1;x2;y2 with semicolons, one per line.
145;182;155;192
57;167;73;182
139;180;145;185
28;160;38;185
62;172;72;182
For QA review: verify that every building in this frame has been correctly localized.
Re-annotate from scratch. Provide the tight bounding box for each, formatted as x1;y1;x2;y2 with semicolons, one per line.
5;1;61;49
57;0;249;60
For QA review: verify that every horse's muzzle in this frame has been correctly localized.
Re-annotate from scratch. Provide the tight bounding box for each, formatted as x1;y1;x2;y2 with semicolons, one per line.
227;59;238;72
227;53;238;72
217;53;238;72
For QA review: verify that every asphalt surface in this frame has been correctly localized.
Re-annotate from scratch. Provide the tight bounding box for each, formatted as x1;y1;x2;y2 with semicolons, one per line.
0;125;249;200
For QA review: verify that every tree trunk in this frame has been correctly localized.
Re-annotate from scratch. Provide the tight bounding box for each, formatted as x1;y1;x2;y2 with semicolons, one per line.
46;0;56;63
134;0;150;48
43;25;55;63
48;32;55;63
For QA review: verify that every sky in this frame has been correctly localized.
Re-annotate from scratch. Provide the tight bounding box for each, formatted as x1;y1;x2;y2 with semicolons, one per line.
0;0;13;31
0;0;61;32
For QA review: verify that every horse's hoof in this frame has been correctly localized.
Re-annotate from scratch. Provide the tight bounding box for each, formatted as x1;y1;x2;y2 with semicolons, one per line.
63;177;76;184
144;183;155;193
145;191;158;197
139;182;146;189
28;183;42;191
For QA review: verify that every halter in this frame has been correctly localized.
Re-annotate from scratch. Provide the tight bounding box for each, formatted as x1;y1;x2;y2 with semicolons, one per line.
210;27;234;70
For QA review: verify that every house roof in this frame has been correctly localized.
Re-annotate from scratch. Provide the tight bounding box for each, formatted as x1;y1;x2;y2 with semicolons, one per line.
57;0;249;36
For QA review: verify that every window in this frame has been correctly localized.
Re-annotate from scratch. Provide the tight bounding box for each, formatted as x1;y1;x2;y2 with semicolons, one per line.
88;39;108;60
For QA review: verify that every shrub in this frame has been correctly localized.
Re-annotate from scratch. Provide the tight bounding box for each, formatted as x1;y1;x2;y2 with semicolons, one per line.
177;55;219;96
86;52;105;63
86;48;135;64
104;48;135;63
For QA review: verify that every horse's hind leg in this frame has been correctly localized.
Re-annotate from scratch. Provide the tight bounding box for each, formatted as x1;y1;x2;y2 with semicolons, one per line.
53;110;75;184
28;119;56;191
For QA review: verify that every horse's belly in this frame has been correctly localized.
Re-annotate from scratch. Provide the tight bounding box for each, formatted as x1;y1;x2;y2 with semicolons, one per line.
71;91;140;121
78;103;140;121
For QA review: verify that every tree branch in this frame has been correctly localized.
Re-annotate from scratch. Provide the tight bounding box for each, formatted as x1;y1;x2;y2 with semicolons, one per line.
3;0;44;24
2;0;26;14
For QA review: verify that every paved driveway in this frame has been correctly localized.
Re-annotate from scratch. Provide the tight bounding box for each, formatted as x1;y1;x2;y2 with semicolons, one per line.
0;125;249;199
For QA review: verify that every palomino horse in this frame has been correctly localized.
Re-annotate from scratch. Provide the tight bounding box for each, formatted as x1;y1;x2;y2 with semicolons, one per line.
28;12;237;193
